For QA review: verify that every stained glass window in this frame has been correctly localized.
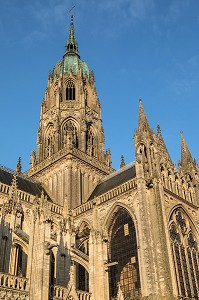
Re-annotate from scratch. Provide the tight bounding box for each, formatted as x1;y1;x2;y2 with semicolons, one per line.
169;209;199;299
108;208;141;299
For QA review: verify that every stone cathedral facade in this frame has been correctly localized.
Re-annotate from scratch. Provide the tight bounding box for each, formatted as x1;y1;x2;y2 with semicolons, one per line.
0;16;199;300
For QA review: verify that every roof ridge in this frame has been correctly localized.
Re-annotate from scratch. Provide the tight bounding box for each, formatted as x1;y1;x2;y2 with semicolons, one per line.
0;164;39;184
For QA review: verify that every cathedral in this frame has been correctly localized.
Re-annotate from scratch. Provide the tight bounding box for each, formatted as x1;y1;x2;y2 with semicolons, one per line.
0;14;199;300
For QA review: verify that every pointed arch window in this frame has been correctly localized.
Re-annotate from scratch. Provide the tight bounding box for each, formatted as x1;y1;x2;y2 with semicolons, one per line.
66;80;76;100
62;120;78;148
12;244;27;277
108;208;141;298
76;263;89;292
169;210;199;299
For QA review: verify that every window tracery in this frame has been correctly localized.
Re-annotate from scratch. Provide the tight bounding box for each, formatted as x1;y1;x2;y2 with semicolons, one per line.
66;80;76;100
169;209;199;299
62;120;78;148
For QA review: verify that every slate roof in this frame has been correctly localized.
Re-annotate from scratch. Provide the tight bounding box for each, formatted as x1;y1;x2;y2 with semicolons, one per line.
88;162;136;200
0;166;43;197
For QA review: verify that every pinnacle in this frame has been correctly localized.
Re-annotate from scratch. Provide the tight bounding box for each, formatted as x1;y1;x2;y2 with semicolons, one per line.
120;155;125;168
180;131;193;168
157;124;172;164
16;157;22;174
138;99;150;133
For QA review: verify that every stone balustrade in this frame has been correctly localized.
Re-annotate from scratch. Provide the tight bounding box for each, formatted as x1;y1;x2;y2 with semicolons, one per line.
52;285;91;300
0;272;28;291
52;284;69;298
0;272;29;299
76;290;91;300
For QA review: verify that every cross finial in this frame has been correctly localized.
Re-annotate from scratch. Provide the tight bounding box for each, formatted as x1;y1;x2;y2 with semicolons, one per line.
69;0;75;19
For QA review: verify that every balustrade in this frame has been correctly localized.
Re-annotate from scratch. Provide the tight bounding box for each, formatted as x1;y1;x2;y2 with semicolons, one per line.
76;290;91;300
52;285;91;300
0;272;28;291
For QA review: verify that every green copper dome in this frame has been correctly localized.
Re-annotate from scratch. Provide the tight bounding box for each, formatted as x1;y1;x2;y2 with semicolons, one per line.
52;16;91;79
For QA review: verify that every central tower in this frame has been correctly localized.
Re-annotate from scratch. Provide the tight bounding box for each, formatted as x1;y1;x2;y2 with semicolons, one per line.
28;16;112;208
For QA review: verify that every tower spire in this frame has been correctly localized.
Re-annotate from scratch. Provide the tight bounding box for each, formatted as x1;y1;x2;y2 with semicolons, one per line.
65;11;79;57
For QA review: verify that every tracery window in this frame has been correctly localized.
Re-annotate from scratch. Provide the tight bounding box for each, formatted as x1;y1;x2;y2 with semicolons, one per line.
63;120;78;148
66;80;76;100
108;208;141;299
169;209;199;299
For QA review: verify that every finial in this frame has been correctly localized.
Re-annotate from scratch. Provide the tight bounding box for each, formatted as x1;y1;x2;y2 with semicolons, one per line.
16;157;22;173
120;155;125;168
157;124;161;134
65;2;79;58
69;0;75;19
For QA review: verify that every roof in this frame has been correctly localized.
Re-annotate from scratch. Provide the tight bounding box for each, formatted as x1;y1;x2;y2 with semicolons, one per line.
0;166;43;197
88;162;136;200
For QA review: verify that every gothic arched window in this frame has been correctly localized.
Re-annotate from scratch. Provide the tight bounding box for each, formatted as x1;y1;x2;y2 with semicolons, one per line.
76;263;89;292
12;244;27;277
66;80;76;100
108;208;141;299
169;210;199;299
62;120;78;148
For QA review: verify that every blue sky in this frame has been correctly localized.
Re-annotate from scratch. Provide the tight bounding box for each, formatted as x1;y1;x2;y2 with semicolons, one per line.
0;0;199;171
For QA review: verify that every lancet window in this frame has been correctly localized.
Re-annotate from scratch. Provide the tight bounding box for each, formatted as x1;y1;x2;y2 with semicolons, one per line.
86;124;96;157
108;208;141;299
45;126;55;158
169;209;199;299
11;243;27;277
76;263;89;292
62;120;78;148
66;80;76;100
50;250;55;285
